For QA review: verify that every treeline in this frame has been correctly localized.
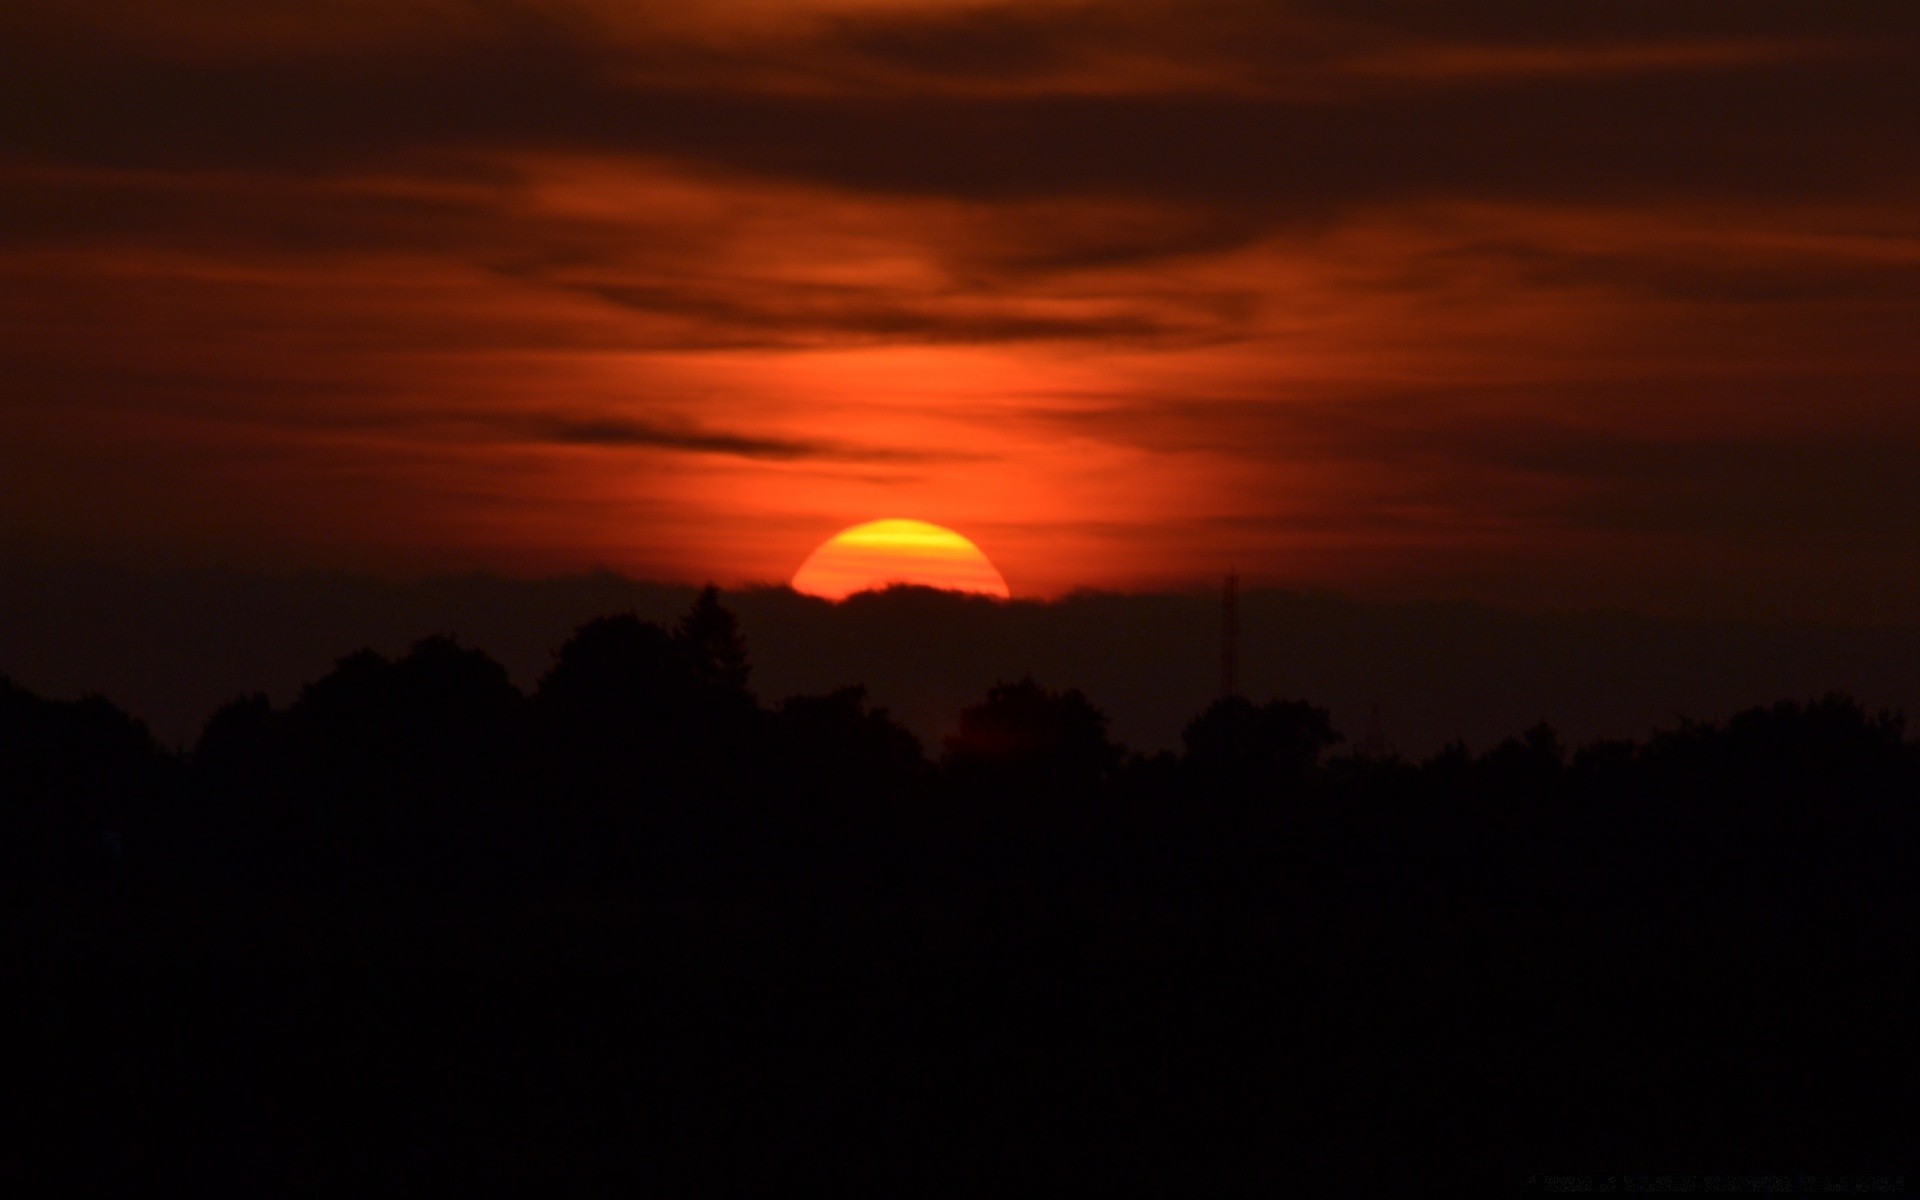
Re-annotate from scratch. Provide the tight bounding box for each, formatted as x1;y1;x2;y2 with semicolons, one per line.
7;589;1917;1187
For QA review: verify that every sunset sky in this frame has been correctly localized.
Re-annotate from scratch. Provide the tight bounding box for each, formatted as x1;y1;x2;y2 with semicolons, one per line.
5;1;1919;622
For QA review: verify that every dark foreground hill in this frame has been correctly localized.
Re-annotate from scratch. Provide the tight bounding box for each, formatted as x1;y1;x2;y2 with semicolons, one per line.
7;590;1916;1187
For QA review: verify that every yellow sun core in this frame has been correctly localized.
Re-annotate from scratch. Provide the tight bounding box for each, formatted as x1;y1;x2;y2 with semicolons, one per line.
790;519;1011;601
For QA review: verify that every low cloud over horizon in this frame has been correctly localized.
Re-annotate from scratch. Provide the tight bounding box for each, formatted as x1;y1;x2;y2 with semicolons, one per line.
5;1;1920;622
6;564;1920;762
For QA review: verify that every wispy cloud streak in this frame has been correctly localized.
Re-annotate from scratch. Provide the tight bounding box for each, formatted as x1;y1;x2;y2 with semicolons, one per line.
2;0;1919;618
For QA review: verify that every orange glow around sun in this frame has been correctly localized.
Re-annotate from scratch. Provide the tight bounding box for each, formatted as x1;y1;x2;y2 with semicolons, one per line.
790;519;1012;601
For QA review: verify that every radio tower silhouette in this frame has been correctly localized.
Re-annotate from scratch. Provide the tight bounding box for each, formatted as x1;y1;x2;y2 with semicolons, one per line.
1221;569;1240;698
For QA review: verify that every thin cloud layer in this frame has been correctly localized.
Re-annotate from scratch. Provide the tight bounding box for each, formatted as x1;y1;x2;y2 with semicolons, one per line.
3;1;1918;619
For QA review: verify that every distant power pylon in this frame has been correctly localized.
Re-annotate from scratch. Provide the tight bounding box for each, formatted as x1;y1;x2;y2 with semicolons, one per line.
1221;569;1240;698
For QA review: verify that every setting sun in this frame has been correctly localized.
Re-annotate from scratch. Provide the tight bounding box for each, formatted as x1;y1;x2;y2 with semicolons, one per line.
790;519;1011;601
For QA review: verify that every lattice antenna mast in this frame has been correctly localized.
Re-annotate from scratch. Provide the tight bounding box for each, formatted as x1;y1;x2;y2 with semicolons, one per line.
1221;569;1240;698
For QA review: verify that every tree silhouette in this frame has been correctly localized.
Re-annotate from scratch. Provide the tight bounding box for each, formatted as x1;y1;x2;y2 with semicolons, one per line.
1476;720;1565;800
222;637;529;887
1180;695;1342;797
1;675;165;890
678;583;751;696
536;613;696;722
943;676;1120;792
527;597;768;886
776;685;925;799
6;595;1920;1189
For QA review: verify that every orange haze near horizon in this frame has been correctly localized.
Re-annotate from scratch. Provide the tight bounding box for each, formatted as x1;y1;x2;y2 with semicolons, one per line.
4;2;1920;622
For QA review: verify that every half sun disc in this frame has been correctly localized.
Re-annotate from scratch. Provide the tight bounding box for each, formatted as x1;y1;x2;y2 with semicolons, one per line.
790;519;1011;601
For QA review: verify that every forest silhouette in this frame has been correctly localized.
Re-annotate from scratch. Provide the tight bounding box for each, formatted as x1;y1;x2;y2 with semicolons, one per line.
7;588;1914;1187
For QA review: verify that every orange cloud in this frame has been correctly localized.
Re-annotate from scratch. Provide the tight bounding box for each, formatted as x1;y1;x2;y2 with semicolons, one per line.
3;1;1919;621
